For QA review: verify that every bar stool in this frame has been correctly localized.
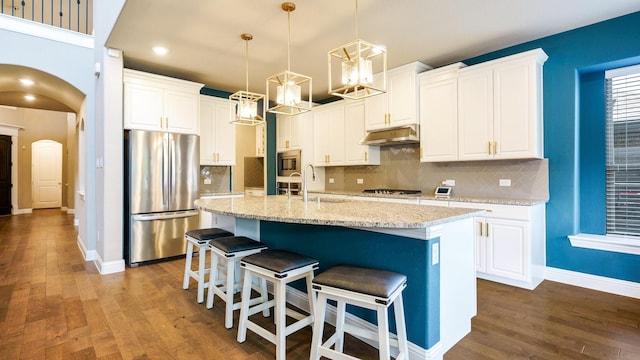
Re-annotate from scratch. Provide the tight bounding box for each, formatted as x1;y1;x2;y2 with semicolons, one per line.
309;265;409;360
206;236;269;329
237;249;319;360
182;228;233;303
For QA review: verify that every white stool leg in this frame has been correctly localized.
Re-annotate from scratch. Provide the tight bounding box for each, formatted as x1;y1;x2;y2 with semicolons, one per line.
377;306;391;360
394;294;409;358
182;241;194;290
237;269;254;343
260;277;270;317
335;300;346;353
224;257;236;329
196;245;207;303
274;280;287;360
309;292;327;360
305;273;316;322
206;249;220;309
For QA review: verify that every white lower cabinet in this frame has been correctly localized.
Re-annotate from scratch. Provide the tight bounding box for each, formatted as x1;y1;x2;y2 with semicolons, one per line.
449;201;545;290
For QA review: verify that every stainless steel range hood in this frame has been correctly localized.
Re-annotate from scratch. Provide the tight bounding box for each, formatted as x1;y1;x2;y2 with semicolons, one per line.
360;124;419;146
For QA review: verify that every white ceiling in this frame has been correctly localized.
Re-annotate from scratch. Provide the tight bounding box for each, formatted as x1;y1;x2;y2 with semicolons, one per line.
106;0;640;102
2;1;640;112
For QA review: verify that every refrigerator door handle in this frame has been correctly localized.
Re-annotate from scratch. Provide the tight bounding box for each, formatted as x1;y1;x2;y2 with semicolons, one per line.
132;210;199;221
169;136;175;207
162;136;169;207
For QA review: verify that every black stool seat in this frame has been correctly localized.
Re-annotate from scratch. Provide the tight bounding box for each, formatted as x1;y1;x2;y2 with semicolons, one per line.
186;228;233;243
241;250;318;276
312;265;407;298
210;236;267;255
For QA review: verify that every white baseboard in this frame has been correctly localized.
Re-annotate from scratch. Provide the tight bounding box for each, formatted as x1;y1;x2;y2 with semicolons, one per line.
74;218;79;227
93;253;125;275
14;208;32;215
285;286;442;360
66;208;75;215
545;267;640;299
76;235;96;261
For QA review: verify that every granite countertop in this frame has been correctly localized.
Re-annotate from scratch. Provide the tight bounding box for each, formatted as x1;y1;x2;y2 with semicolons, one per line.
311;190;547;206
195;195;483;229
198;192;245;199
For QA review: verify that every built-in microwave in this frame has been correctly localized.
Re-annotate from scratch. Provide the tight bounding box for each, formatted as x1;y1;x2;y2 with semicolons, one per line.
277;150;301;177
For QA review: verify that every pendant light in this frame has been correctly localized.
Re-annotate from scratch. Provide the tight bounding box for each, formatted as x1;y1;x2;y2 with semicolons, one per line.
230;33;265;126
266;2;312;115
328;0;387;99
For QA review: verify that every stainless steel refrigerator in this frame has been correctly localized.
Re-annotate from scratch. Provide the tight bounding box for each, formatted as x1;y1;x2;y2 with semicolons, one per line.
124;130;199;266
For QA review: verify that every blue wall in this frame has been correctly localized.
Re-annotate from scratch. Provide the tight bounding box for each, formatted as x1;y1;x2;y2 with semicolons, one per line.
464;11;640;282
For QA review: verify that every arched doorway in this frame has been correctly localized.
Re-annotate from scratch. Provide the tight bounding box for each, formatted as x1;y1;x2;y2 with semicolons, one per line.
31;139;62;209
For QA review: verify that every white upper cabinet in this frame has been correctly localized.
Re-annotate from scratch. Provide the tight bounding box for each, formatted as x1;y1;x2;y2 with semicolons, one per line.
344;101;380;165
458;49;547;160
199;95;236;166
276;113;304;152
123;69;203;134
419;63;466;162
314;102;345;166
255;122;266;157
365;62;430;131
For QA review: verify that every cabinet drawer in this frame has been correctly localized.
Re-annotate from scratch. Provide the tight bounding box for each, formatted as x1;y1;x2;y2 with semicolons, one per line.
449;201;531;221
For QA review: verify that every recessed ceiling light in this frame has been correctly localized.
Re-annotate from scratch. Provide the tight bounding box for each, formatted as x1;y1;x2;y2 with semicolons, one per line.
19;78;34;86
24;95;35;101
152;46;168;56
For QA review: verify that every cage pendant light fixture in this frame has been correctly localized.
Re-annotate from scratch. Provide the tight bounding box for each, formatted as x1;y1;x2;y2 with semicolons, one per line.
328;0;387;99
230;33;265;126
266;2;312;115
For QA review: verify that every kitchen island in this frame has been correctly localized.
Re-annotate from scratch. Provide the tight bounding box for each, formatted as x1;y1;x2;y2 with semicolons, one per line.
196;195;483;360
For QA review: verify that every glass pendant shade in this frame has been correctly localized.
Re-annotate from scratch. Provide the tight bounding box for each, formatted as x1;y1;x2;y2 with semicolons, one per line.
267;2;312;115
230;33;265;126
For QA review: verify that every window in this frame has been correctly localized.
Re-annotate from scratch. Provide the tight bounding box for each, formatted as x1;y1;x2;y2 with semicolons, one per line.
606;64;640;236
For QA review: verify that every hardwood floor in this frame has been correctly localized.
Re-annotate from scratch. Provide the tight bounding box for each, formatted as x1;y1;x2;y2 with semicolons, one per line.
1;210;639;359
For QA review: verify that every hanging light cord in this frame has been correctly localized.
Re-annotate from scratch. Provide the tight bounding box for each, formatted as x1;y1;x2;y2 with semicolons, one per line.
287;7;292;72
355;0;359;40
244;37;249;92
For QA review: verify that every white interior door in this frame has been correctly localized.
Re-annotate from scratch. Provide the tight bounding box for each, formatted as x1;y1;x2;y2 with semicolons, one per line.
32;140;62;209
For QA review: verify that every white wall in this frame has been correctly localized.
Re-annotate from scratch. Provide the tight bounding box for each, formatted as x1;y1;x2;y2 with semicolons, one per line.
92;0;126;273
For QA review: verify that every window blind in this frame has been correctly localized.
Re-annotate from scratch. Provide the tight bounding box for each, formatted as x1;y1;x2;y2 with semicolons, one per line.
606;65;640;236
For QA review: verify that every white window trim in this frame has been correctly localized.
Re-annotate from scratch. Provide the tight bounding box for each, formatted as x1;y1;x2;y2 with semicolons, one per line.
569;233;640;255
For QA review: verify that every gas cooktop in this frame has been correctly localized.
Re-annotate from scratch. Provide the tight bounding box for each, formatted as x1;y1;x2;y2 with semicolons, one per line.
362;189;422;195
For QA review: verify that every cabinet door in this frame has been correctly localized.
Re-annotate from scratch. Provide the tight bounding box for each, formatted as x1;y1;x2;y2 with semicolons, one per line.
276;114;290;152
475;219;487;272
313;110;329;166
486;218;529;282
124;81;164;131
345;101;379;165
199;97;216;165
458;68;493;161
326;105;345;165
213;100;236;165
493;60;540;159
256;123;266;157
364;73;388;130
388;68;418;127
164;89;199;134
420;77;458;162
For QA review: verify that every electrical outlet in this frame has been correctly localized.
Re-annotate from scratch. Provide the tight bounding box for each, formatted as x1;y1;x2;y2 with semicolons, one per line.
204;178;212;185
499;179;511;187
357;178;364;184
443;179;455;186
432;243;439;265
329;178;335;184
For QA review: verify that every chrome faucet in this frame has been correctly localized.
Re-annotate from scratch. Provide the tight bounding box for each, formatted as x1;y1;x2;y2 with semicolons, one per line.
302;163;316;202
287;172;302;200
